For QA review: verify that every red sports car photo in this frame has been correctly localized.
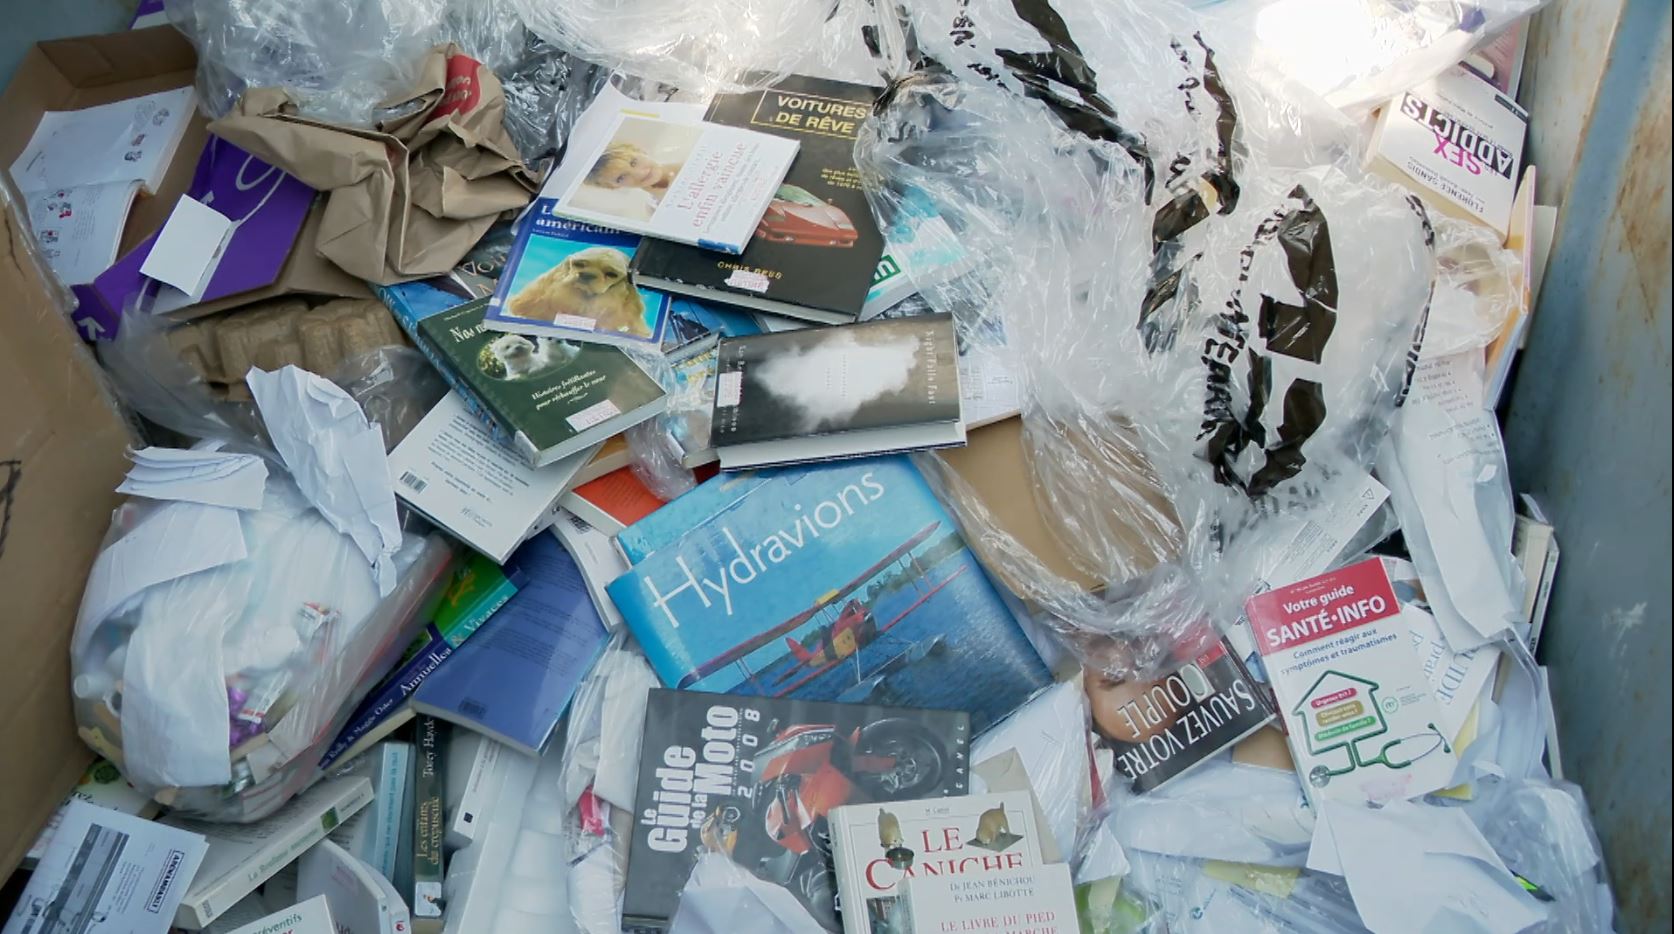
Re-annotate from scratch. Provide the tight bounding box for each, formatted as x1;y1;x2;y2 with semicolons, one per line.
754;184;859;247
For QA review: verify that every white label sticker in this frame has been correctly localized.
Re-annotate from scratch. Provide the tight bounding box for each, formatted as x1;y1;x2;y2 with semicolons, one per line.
725;269;771;293
716;371;744;407
567;398;622;432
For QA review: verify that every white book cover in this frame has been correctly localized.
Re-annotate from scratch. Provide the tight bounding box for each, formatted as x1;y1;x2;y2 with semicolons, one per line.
22;179;143;285
828;791;1047;934
2;800;206;934
1372;65;1528;235
221;894;337;934
445;732;509;850
545;107;798;255
1244;557;1460;805
298;839;413;934
330;741;413;882
166;777;375;929
390;393;596;563
903;863;1078;934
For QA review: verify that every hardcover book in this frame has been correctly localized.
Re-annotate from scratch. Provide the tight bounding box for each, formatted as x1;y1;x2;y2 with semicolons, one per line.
485;215;673;349
710;314;965;469
828;791;1049;934
604;457;1052;732
414;298;666;468
622;689;970;932
544;105;799;254
1084;623;1275;794
412;534;610;755
633;76;886;324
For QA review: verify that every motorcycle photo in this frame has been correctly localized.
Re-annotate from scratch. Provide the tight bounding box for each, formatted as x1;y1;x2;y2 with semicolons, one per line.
698;716;952;923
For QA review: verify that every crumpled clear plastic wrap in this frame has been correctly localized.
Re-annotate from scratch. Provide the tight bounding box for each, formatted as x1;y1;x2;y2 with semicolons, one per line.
329;345;450;452
512;0;887;93
76;314;454;821
1462;778;1617;932
1198;0;1550;115
858;0;1437;678
1423;215;1524;359
168;0;597;156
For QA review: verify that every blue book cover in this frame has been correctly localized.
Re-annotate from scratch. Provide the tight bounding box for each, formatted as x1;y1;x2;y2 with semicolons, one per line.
661;295;762;358
614;470;771;565
413;535;610;754
604;457;1052;732
485;209;672;350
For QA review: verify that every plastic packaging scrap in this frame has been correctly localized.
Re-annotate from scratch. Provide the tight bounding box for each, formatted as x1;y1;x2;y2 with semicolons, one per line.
68;361;453;821
1196;0;1550;116
857;0;1437;674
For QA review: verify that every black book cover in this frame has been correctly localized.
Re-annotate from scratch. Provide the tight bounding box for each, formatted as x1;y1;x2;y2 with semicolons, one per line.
632;75;885;323
1085;624;1277;794
623;689;970;932
711;314;961;448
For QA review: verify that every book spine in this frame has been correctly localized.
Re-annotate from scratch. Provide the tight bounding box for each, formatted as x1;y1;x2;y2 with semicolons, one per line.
321;640;456;769
413;716;447;927
378;289;517;449
374;747;412;880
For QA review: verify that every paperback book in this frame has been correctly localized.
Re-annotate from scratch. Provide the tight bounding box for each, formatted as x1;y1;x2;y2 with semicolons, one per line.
411;716;446;932
1084;623;1275;794
633;75;886;323
828;791;1050;934
905;863;1079;934
390;390;598;562
710;314;965;469
1244;557;1460;805
298;839;413;934
413;534;610;754
414;299;666;468
485;215;672;349
605;457;1052;733
622;689;970;932
543;95;799;254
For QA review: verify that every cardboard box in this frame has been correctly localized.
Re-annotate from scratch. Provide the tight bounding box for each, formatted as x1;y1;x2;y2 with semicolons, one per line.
0;186;138;878
0;27;367;340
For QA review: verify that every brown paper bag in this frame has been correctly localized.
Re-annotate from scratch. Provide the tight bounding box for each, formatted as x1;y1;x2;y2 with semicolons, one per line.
209;45;536;284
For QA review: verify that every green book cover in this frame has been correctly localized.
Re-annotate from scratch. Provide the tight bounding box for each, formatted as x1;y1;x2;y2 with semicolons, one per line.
431;552;521;646
416;298;666;466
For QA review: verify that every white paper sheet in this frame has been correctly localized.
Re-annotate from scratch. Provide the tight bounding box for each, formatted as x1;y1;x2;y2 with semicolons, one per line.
247;367;403;595
73;500;249;657
141;195;235;299
1313;800;1547;934
1114;758;1314;865
3;800;208;934
118;446;270;510
1401;602;1500;742
590;650;660;812
1381;354;1523;650
666;854;826;934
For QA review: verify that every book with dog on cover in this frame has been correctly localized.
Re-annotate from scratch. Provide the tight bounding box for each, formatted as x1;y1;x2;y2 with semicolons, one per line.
413;298;666;468
622;689;970;933
710;314;964;469
828;791;1050;934
633;75;886;325
484;213;673;350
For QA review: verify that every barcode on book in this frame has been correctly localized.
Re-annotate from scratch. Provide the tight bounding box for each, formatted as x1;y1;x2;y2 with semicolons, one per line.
399;471;429;493
460;699;488;718
566;398;621;432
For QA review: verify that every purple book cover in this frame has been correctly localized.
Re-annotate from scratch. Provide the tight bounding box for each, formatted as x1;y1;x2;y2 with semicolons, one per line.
72;137;315;340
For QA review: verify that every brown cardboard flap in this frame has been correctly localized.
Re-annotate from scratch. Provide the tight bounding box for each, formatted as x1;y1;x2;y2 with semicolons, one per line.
37;27;198;90
0;195;137;878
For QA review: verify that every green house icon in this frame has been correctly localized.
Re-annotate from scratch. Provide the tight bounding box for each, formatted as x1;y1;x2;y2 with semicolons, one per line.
1292;670;1386;765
